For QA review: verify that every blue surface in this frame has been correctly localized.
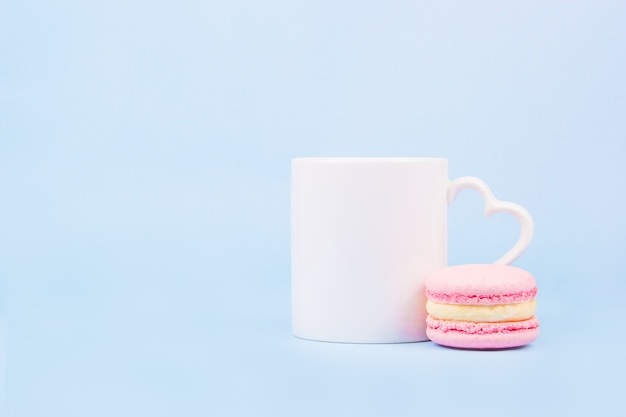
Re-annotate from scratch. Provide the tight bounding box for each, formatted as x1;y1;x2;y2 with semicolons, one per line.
1;1;625;416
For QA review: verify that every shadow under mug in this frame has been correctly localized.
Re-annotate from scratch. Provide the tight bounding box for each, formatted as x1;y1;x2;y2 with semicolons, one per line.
291;158;533;343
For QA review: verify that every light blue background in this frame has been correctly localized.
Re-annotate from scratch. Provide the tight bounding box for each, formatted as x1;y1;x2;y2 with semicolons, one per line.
1;1;625;416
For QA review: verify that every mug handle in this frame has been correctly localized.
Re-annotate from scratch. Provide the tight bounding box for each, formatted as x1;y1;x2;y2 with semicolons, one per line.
447;176;534;265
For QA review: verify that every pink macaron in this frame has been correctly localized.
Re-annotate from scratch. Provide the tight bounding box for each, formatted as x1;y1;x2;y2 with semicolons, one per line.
425;264;539;349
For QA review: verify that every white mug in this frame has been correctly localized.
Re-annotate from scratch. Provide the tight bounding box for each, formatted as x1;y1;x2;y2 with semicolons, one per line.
291;158;533;343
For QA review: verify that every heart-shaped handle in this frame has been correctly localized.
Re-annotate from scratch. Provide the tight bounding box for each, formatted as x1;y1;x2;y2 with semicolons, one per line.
448;176;534;265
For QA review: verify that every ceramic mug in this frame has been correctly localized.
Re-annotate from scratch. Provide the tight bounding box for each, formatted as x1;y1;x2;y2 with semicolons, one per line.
291;157;533;343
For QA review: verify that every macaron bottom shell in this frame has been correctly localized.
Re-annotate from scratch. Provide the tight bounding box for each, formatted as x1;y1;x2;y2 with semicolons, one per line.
426;316;540;349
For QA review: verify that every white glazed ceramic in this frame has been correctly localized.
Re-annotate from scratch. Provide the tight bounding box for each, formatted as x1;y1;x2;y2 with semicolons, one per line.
291;158;533;343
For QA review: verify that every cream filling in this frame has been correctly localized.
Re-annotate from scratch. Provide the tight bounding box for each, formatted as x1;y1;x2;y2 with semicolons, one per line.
426;300;536;323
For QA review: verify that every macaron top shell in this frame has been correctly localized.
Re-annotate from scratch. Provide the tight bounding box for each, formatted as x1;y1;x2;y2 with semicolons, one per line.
425;264;537;306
